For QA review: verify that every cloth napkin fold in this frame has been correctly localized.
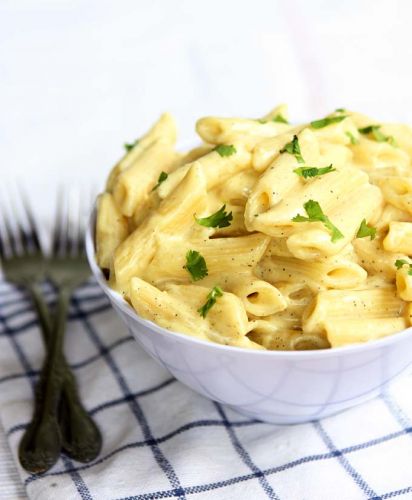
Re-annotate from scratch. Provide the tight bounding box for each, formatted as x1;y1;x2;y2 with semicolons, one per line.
1;279;412;500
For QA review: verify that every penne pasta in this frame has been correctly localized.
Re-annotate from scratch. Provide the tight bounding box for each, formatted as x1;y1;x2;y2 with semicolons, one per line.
396;267;412;301
106;112;177;191
95;193;129;271
257;252;367;292
144;233;270;286
303;287;406;343
157;143;251;199
196;116;290;149
383;221;412;253
113;164;208;288
113;139;176;217
96;106;412;350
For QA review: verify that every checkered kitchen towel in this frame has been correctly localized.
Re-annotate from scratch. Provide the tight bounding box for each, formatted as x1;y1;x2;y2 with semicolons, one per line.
1;280;412;500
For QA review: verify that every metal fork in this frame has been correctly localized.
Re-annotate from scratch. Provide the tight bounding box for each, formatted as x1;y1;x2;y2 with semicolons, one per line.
45;191;102;464
0;192;101;473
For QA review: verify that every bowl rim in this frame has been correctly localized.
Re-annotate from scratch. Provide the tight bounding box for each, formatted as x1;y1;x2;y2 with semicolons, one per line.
86;207;412;358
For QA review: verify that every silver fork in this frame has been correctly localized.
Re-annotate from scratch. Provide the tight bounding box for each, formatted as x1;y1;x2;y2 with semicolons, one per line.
18;191;101;473
45;191;102;464
0;191;101;473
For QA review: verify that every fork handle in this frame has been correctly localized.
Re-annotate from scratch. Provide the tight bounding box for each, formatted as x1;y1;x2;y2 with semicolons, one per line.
21;285;101;471
28;283;51;346
29;284;101;461
18;287;69;473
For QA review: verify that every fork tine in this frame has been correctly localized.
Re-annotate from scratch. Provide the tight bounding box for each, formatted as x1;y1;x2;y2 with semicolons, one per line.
80;186;96;255
74;191;82;256
52;188;66;256
66;192;76;257
8;192;30;254
62;190;73;257
77;190;89;256
20;188;42;252
0;218;6;261
1;204;19;256
67;191;77;256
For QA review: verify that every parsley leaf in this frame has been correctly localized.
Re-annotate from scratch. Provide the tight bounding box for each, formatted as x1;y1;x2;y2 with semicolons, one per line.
198;286;223;317
335;108;346;113
395;259;412;275
124;139;139;152
358;125;397;146
280;135;305;163
195;204;233;228
257;114;288;124
214;144;237;157
345;131;359;145
395;259;408;270
310;115;347;129
184;250;208;281
151;171;168;191
292;199;344;243
272;114;289;124
356;219;376;240
294;164;336;179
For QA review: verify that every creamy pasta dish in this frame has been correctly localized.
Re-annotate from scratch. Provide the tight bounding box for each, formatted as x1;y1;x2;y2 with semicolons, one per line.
95;105;412;350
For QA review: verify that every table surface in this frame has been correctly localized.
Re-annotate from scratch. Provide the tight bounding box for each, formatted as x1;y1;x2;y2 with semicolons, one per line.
1;0;412;496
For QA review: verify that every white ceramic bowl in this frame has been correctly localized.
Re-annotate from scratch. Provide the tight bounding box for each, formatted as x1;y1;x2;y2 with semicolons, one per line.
86;212;412;424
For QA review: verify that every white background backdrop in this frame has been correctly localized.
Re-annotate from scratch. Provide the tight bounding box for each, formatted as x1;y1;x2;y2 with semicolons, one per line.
1;0;412;496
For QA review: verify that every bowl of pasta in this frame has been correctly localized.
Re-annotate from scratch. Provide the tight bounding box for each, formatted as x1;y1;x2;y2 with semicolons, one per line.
87;106;412;424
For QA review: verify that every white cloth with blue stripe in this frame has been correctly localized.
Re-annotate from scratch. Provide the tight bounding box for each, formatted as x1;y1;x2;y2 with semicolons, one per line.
0;279;412;500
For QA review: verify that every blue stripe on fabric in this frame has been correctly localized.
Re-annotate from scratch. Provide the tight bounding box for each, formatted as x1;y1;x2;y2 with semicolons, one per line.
0;334;134;385
89;378;176;415
10;416;256;441
23;422;412;491
70;296;186;500
2;292;108;322
0;291;94;500
24;419;263;486
0;302;112;337
8;377;177;438
313;421;378;498
0;304;37;396
214;402;279;500
381;391;412;432
0;280;99;299
375;486;412;499
0;286;104;314
61;455;94;500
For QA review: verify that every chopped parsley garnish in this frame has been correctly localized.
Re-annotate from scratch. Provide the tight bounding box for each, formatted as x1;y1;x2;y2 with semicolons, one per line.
395;259;408;269
292;199;344;243
294;164;336;179
358;125;397;146
257;114;288;124
356;219;376;240
198;286;223;317
310;115;347;129
214;144;237;157
124;139;139;152
345;131;359;145
195;204;233;228
272;114;289;124
395;259;412;275
280;135;305;163
151;171;168;191
184;250;208;281
335;108;346;113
